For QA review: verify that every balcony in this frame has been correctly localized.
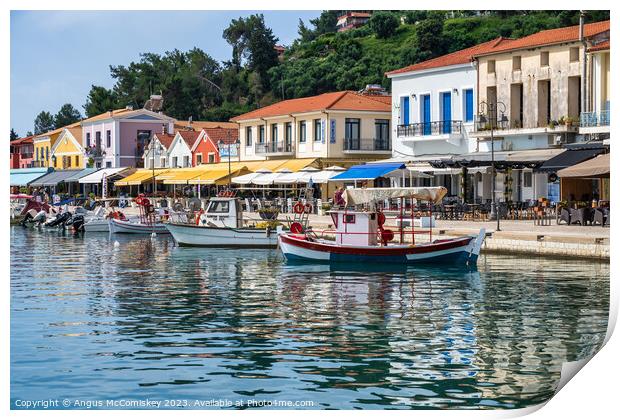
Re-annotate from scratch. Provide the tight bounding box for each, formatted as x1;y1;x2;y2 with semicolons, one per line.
471;115;579;138
255;141;295;156
580;110;610;135
85;146;105;159
397;120;464;138
342;138;391;154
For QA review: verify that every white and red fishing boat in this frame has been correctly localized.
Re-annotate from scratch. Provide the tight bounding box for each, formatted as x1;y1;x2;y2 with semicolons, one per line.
278;187;485;266
109;194;170;235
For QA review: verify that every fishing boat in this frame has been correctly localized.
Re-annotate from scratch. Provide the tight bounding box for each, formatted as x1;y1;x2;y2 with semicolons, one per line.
278;187;485;266
166;194;280;247
109;194;169;235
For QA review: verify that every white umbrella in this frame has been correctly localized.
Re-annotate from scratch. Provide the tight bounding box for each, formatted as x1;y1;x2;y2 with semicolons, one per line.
231;168;272;185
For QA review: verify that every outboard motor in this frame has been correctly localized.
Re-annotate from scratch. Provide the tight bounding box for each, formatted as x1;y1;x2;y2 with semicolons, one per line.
65;214;85;232
32;210;47;225
45;212;71;228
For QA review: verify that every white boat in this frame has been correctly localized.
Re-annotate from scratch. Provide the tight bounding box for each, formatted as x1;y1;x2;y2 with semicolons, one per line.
83;207;136;232
109;218;170;235
166;196;279;248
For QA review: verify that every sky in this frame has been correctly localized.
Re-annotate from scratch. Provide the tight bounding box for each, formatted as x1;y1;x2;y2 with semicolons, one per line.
10;10;322;137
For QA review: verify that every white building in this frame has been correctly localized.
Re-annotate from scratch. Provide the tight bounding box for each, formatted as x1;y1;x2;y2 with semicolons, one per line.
166;131;200;168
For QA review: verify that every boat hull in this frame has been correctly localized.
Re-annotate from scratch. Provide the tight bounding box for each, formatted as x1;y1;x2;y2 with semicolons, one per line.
83;219;110;232
279;229;486;266
166;222;278;248
109;218;170;235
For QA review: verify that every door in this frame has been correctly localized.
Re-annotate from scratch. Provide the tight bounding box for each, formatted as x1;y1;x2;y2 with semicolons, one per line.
402;97;410;126
421;94;431;135
442;92;452;134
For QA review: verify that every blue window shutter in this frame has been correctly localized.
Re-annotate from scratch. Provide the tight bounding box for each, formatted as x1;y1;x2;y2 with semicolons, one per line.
465;89;474;122
402;97;410;125
422;95;431;135
442;92;452;134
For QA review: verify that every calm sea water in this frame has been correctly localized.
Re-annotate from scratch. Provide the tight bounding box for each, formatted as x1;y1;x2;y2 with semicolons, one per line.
10;227;609;410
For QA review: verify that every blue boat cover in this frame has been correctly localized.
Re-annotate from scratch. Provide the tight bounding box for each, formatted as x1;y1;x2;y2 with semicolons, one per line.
10;168;53;186
330;162;405;181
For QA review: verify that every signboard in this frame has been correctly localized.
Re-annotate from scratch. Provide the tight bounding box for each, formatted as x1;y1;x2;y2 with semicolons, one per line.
330;119;336;144
219;143;239;158
102;173;108;199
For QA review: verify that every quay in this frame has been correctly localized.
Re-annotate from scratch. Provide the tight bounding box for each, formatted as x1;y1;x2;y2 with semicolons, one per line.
110;205;609;260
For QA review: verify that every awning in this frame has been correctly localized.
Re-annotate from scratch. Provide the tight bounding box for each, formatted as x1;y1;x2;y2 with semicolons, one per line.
345;187;448;206
79;167;135;184
10;168;52;186
115;169;171;186
168;168;246;185
29;169;83;187
65;168;98;183
297;169;345;184
231;171;267;185
330;162;405;181
557;153;610;178
537;148;606;173
506;148;563;162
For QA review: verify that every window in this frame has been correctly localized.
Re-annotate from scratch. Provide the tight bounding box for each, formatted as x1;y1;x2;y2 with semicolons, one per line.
299;121;306;142
464;89;474;122
75;156;79;167
271;123;278;142
183;156;190;167
488;59;496;73
46;147;49;161
512;56;521;71
285;122;292;144
106;130;111;148
136;130;151;156
570;47;579;62
375;119;389;140
172;156;178;167
313;119;322;142
245;127;252;146
259;126;265;144
196;153;203;164
36;148;39;160
95;131;102;148
208;153;215;163
86;132;91;148
160;157;166;167
206;200;230;214
66;156;71;168
523;171;532;188
345;118;361;140
540;51;549;66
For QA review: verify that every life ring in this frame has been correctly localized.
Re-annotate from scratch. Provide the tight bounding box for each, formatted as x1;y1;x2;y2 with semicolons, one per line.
293;202;304;214
304;203;313;214
135;197;143;206
290;222;304;234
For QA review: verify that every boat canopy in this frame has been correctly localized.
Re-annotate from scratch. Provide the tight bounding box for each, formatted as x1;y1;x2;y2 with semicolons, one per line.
344;187;448;206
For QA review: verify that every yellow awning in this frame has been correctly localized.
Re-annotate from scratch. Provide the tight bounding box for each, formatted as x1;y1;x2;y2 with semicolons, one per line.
160;163;249;185
186;168;248;185
274;158;318;172
242;158;318;172
115;169;171;186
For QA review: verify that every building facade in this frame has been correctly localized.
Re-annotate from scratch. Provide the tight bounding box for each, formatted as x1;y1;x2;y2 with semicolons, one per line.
580;39;610;140
50;127;85;169
10;136;34;169
232;91;392;168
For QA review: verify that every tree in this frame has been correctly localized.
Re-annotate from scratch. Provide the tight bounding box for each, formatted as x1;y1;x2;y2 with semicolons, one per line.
415;12;447;61
54;103;82;128
309;10;340;36
297;18;314;42
369;11;400;39
26;131;33;137
10;128;19;141
84;85;119;117
34;111;55;135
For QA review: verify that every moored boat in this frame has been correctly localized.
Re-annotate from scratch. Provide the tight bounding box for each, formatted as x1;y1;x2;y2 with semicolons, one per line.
166;195;279;247
278;187;485;266
108;194;170;235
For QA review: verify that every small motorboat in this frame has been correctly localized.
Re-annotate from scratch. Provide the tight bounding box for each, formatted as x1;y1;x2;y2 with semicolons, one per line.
165;193;280;247
109;194;169;235
278;187;485;266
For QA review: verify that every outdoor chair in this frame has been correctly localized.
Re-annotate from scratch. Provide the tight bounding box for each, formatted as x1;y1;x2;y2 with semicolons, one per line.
569;207;593;226
593;207;609;227
558;208;571;225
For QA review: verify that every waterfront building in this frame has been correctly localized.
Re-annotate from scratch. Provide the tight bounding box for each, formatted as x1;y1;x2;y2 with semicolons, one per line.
10;135;34;169
336;12;371;32
142;131;176;169
50;126;85;169
166;130;201;168
191;126;239;166
80;108;175;169
32;124;79;168
580;38;610;142
231;90;392;168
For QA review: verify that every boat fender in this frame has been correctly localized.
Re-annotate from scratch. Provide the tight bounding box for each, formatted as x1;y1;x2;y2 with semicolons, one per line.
377;212;386;227
293;202;304;214
195;209;205;225
266;227;271;237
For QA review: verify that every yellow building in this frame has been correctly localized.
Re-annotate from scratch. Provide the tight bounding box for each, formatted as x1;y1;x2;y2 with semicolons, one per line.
33;122;81;168
50;127;85;169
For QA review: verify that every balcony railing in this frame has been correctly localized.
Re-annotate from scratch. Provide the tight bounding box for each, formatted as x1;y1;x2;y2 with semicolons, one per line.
343;138;391;152
397;120;464;137
255;141;294;154
473;116;510;131
581;110;610;127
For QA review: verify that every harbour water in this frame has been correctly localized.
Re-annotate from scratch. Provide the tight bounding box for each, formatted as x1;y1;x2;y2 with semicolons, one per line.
11;227;609;409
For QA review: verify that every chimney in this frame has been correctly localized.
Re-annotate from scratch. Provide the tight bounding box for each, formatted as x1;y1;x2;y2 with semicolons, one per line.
108;110;113;117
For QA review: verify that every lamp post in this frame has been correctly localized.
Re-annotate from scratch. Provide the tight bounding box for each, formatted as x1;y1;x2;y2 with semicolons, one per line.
478;100;507;232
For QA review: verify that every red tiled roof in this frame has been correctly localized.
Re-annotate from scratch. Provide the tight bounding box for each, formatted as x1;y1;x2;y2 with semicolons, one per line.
474;20;610;56
231;91;391;121
10;135;35;145
588;40;610;52
174;120;238;130
177;130;200;147
153;133;176;149
386;37;508;76
339;12;371;19
204;128;239;144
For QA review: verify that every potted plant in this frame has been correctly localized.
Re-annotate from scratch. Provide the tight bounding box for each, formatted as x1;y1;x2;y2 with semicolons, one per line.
548;120;557;129
258;207;280;221
320;202;332;216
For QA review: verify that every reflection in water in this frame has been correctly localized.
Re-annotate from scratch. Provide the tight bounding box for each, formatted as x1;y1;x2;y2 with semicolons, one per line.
11;227;609;409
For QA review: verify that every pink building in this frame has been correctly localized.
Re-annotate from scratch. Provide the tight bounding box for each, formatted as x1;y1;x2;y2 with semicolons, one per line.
81;108;175;169
10;135;34;169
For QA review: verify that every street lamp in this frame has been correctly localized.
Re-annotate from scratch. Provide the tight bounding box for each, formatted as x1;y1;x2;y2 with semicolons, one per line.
478;100;507;232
